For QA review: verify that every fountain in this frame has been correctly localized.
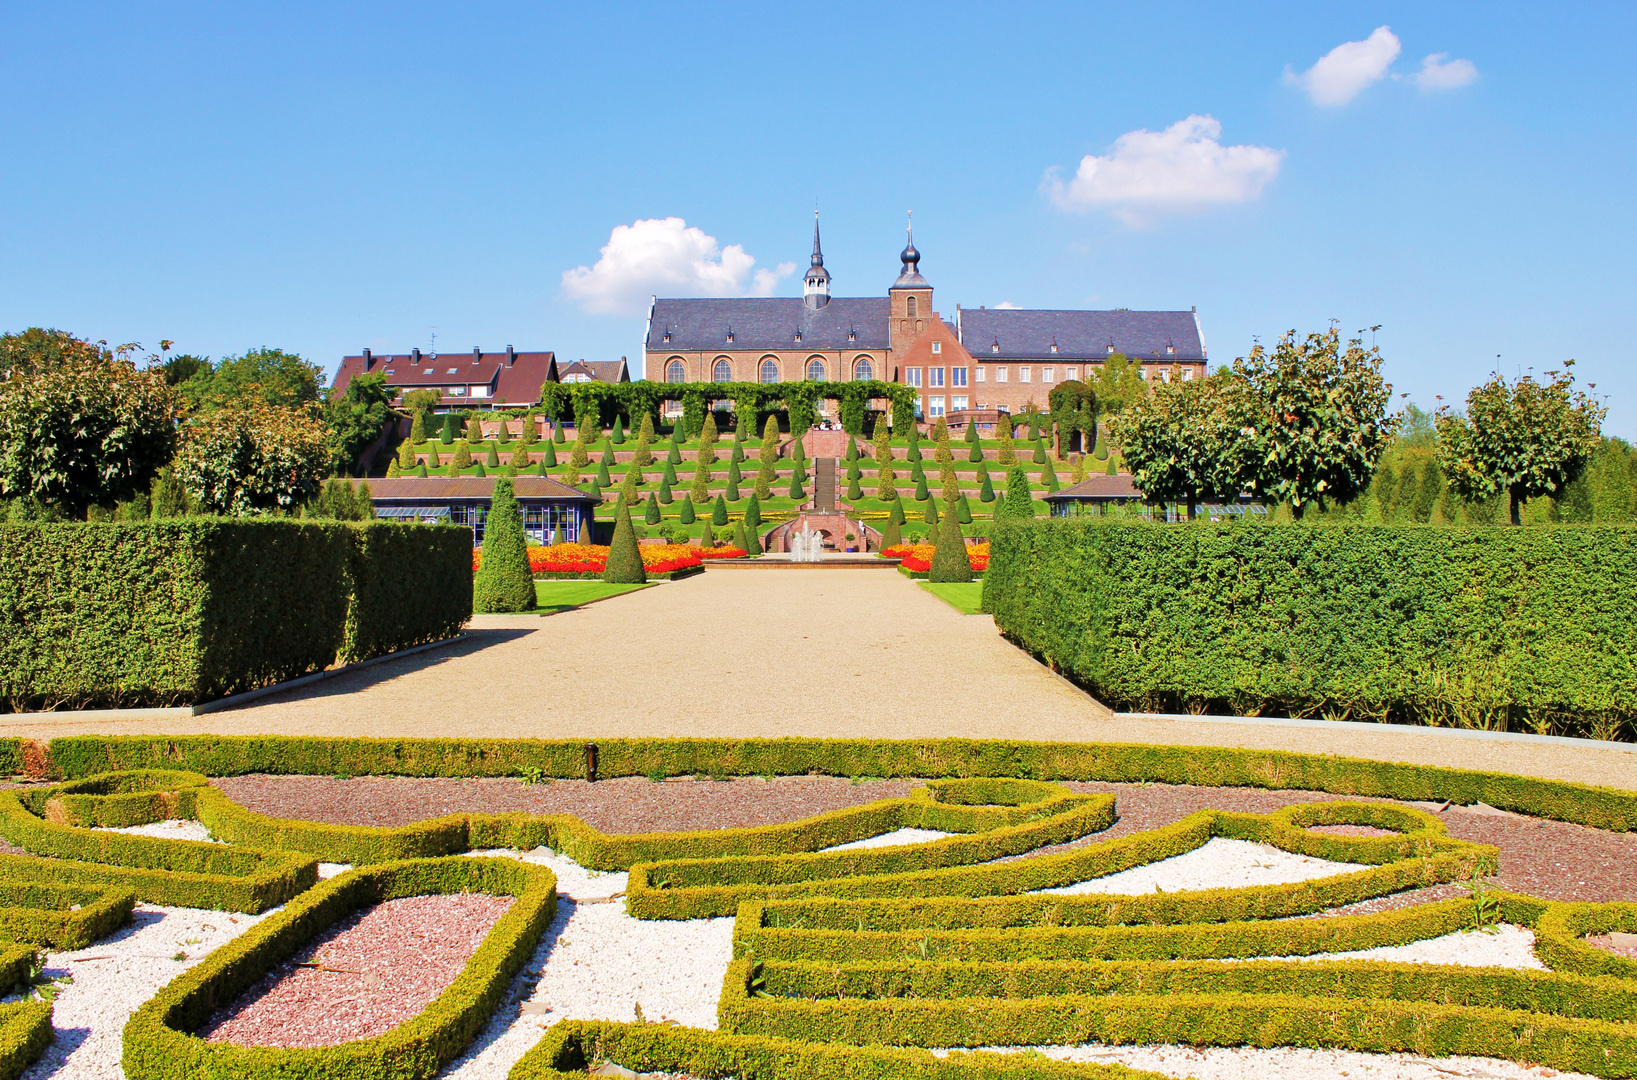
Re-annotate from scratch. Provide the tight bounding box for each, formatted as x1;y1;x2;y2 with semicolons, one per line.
789;523;823;562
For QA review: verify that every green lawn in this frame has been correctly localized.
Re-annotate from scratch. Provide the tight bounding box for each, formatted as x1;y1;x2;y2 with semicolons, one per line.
531;581;652;614
919;581;985;615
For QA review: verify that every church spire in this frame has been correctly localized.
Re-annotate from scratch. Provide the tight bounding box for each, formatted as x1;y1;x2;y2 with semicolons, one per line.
804;210;831;309
893;210;928;288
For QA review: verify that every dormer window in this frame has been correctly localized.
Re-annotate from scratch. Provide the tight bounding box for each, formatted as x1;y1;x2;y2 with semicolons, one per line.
1166;344;1176;355
991;340;1000;354
662;329;671;343
794;330;803;343
848;328;856;342
725;328;735;344
1050;340;1059;354
1106;344;1115;356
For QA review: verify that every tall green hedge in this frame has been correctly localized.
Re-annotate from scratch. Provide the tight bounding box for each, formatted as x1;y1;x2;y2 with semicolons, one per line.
984;520;1637;741
0;520;469;711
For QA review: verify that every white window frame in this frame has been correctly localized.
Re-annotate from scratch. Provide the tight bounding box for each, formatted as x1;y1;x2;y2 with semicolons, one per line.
1042;367;1054;383
995;368;1008;383
906;368;922;387
931;341;942;354
929;396;946;417
975;367;986;383
930;367;945;388
952;395;968;411
952;367;967;387
1066;366;1079;381
1019;367;1031;383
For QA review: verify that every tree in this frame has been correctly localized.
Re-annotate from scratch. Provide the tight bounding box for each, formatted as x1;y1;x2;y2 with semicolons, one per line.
451;440;473;472
755;415;780;498
303;477;373;520
699;411;719;447
644;490;661;524
788;472;805;499
1091;352;1147;417
846;475;864;501
913;475;930;501
541;438;558;468
876;461;898;501
711;493;729;525
495;417;511;444
468;416;485;442
634;412;655;467
922;497;939;525
997;465;1035;519
602;498;648;584
426;446;441;469
474;477;537;611
996;416;1017;466
520;412;538;446
1112;371;1247;519
679;497;696;524
440;413;458;444
1231;328;1398;520
691;446;714;503
176;401;329;515
733;519;749;552
491;444;506;469
929;514;973;583
0;338;178;517
744;493;763;533
324;372;397;476
978;472;995;502
611;415;625;444
657;474;674;503
403;387;443;414
879;516;901;549
181;347;324;413
409;411;427;444
1436;364;1604;525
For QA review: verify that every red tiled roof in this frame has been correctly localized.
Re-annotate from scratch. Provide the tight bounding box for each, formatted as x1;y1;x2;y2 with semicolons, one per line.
333;350;557;407
351;476;595;501
1042;473;1142;500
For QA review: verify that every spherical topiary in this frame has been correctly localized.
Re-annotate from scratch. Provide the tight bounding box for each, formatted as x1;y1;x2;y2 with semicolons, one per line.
473;477;537;612
602;498;647;584
929;513;973;583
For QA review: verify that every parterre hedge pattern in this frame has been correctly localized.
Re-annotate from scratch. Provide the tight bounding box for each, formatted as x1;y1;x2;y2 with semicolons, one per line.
0;738;1627;1078
984;519;1637;741
0;520;469;710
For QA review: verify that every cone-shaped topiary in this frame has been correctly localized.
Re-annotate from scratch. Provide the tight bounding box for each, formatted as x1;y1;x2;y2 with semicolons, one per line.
1071;456;1087;484
1042;457;1059;491
730;441;744;463
550;525;567;546
846;459;862;482
910;459;925;483
440;413;458;444
410;411;427;443
451;441;473;471
426;446;441;468
570;431;591;469
699;411;718;446
542;440;557;467
791;432;807;462
644;491;661;524
711;494;728;525
690;456;713;503
552;419;565;443
1106;455;1118;476
788;473;805;499
929;513;973;583
998;464;1034;519
619;463;640;503
725;476;740;501
922;497;938;524
611;415;625;444
890;498;906;526
679;498;695;524
913;475;929;501
584;475;597;497
602;498;647;584
876;463;897;501
512;446;532;470
879;516;901;549
844;437;858;461
1033;439;1047;464
534;458;548;477
415;461;428;477
846;476;864;501
906;439;921;463
387;459;402;478
596;458;612;486
496;418;511;444
932;415;949;441
484;444;500;467
601;438;616;465
997;426;1017;466
965;420;980;444
979;473;996;502
1028;414;1041;441
657;476;674;504
398;439;416;468
474;477;537;612
667;441;682;465
744;493;762;532
958;493;973;524
660;459;677;485
727;458;742;486
520;413;538;446
467;416;484;442
733;519;749;552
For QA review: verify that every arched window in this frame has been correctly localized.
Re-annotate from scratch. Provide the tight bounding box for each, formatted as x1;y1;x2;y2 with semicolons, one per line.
665;359;685;384
854;357;874;381
906;295;918;318
713;358;733;382
806;358;827;382
759;358;780;384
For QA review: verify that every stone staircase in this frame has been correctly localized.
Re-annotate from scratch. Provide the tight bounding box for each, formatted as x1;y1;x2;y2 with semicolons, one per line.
814;457;837;512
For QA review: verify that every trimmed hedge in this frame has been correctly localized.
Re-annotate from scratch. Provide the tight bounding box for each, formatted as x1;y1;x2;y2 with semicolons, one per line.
508;1020;1164;1079
0;881;134;949
984;519;1637;741
39;735;1637;832
0;520;470;710
123;855;556;1080
0;1003;53;1080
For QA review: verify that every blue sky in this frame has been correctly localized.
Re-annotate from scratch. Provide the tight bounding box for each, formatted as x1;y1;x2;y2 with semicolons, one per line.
3;3;1633;433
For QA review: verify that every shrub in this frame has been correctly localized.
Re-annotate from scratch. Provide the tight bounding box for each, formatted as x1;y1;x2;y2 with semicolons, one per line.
552;420;565;444
712;495;729;526
913;476;929;502
733;520;749;552
466;416;483;442
540;440;557;468
922;499;938;525
744;494;763;533
520;412;538;446
878;517;901;550
409;411;426;443
602;501;647;584
788;474;805;499
846;476;864;501
611;415;625;444
997;466;1034;519
929;516;973;583
595;458;611;486
657;476;674;504
644;492;661;525
979;473;996;502
472;479;535;613
439;414;458;444
1041;457;1059;491
957;494;973;524
494;418;510;444
680;499;696;524
472;462;486;478
985;520;1637;741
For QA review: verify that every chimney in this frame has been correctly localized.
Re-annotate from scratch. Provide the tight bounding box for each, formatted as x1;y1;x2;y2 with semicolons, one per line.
472;346;481;365
411;347;421;364
362;348;373;370
506;345;515;366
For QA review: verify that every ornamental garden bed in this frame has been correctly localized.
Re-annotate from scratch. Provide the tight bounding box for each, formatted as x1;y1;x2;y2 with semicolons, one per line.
0;737;1627;1080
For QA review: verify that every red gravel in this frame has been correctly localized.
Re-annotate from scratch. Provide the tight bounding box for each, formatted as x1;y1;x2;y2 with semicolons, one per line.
201;893;513;1048
1589;934;1637;959
1306;824;1400;838
210;774;917;833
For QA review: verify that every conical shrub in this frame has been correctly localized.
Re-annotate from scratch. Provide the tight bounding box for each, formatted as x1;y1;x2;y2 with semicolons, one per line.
788;474;805;499
451;441;473;471
914;475;929;501
440;414;458;444
727;459;742;486
387;459;402;478
679;498;695;524
426;446;441;468
879;516;901;549
520;413;538;446
486;444;501;467
957;494;973;524
929;514;973;583
398;440;416;468
658;476;674;503
844;438;858;461
922;498;938;525
415;461;428;477
1105;456;1117;476
711;494;728;525
999;464;1034;519
611;415;625;444
596;459;612;486
602;499;647;584
552;420;565;444
932;416;948;442
644;491;661;524
725;476;741;501
979;473;996;502
512;446;532;470
846;476;863;501
496;419;511;444
1033;439;1047;465
410;411;427;443
473;477;536;612
1042;457;1059;492
542;440;557;468
890;499;906;526
876;464;897;501
467;416;483;442
733;520;748;552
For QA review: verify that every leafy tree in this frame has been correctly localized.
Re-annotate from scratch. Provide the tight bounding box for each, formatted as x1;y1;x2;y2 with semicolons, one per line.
1047;379;1098;456
324;371;397;476
929;514;973;583
1231;328;1398;520
303;477;373;520
177;401;329;515
474;477;537;611
1091;352;1147;417
159;352;208;387
1436;364;1604;525
602;498;647;584
403;387;443;414
1112;372;1247;519
997;465;1035;519
182;347;324;413
0;338;178;517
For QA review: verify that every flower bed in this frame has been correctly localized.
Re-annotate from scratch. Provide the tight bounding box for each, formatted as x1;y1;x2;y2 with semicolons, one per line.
882;542;990;573
472;543;703;576
698;546;748;560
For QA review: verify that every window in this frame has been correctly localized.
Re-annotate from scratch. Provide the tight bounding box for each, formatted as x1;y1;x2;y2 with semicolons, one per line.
952;367;967;387
759;358;780;384
975;367;986;383
1066;367;1079;381
522;504;580;545
930;368;945;388
713;358;732;382
806;358;826;381
451;504;489;544
1182;367;1194;381
447;386;467;397
854;357;874;381
952;395;968;411
1019;367;1031;383
906;368;922;387
996;368;1008;383
931;341;941;354
907;295;918;318
446;368;459;375
1042;367;1054;383
562;373;591;383
928;395;945;417
666;359;686;383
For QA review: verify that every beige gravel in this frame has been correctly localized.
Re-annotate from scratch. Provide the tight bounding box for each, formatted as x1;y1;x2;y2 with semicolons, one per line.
3;570;1634;791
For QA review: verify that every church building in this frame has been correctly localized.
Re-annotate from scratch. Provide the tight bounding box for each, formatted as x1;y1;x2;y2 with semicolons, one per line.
643;217;1208;425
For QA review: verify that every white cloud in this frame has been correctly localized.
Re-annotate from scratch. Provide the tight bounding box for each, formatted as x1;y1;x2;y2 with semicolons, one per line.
1286;26;1401;106
994;301;1021;309
1043;115;1284;227
1414;52;1479;91
560;217;796;315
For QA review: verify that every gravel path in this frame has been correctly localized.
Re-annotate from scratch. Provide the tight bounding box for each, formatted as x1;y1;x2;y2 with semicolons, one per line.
821;827;952;851
982;1044;1592;1080
1031;838;1366;896
202;893;514;1048
1264;924;1546;969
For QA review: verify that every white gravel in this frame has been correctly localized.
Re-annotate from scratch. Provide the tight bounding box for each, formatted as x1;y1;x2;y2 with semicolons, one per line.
100;819;216;843
1031;838;1368;896
1266;924;1547;970
977;1043;1592;1080
821;827;953;851
10;902;275;1080
439;847;736;1079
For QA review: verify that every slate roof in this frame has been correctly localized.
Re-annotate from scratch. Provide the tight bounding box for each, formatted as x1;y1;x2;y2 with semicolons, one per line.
333;350;556;406
354;476;595;502
647;297;890;353
559;358;629;383
1041;474;1142;501
958;309;1205;362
